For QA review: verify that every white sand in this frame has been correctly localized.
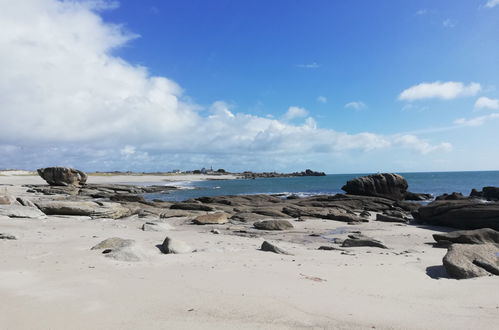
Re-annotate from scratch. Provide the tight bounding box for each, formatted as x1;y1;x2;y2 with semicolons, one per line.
0;176;497;329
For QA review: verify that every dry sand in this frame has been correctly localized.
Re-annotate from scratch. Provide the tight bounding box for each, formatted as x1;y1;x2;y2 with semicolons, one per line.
0;175;498;329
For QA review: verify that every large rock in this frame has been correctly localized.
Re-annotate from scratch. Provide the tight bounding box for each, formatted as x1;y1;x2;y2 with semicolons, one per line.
0;205;46;218
376;213;408;223
254;220;294;231
443;243;499;279
35;200;135;219
341;173;408;201
192;212;229;225
161;236;193;254
91;237;135;250
341;233;387;249
414;200;499;230
260;241;292;255
37;167;87;186
433;228;499;245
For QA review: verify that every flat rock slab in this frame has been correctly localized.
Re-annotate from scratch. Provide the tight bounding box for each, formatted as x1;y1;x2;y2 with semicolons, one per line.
192;212;229;225
443;243;499;279
261;241;292;255
254;220;294;231
0;233;17;240
0;205;46;219
376;213;408;223
433;228;499;245
35;200;134;219
341;233;387;249
170;203;214;211
91;237;135;250
415;200;499;230
161;236;193;254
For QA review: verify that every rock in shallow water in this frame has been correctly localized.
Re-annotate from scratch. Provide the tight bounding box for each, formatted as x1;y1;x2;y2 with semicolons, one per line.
341;173;408;201
443;243;499;279
253;220;294;231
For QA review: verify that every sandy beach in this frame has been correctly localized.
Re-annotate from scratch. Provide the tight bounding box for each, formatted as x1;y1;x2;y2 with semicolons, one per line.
0;174;498;330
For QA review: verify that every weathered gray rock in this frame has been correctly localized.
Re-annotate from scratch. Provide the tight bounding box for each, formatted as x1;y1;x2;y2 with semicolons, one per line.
35;200;135;219
37;167;87;186
141;222;173;232
376;213;408;223
16;197;36;207
341;233;387;249
192;212;229;225
443;243;499;279
254;220;294;231
0;205;46;218
433;228;499;245
104;247;142;262
161;236;193;254
0;233;17;240
170;203;214;211
91;237;135;250
341;173;408;201
414;200;499;230
260;241;292;255
404;191;433;201
230;212;269;223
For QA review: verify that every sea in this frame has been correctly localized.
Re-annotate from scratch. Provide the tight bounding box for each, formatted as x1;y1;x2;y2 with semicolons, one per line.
144;171;499;202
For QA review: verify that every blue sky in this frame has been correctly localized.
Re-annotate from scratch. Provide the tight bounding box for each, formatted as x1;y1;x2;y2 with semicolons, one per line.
0;0;498;173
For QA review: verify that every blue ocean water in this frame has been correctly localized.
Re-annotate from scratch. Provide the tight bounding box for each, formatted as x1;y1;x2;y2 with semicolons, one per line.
145;171;499;202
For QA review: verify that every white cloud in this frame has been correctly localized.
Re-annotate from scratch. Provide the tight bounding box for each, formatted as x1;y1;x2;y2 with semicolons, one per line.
345;101;367;111
454;113;499;127
317;96;327;104
442;19;456;28
0;0;450;171
485;0;499;8
415;9;428;16
394;135;452;154
296;62;320;69
282;106;309;121
399;81;481;101
474;96;499;110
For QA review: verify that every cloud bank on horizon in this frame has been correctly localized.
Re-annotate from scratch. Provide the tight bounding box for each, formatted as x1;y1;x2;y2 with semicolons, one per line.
0;0;497;172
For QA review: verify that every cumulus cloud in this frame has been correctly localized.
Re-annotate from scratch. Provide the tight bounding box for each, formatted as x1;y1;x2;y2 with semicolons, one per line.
393;135;452;154
474;96;499;110
0;0;451;171
345;101;367;111
282;106;309;121
485;0;499;8
317;96;327;104
399;81;481;101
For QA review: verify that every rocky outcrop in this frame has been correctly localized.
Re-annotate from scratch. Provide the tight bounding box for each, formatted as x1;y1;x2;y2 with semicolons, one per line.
170;203;214;212
376;213;408;223
414;200;499;230
341;233;387;249
404;191;433;201
435;192;467;201
35;200;136;219
341;173;408;201
469;186;499;201
192;212;229;225
253;220;294;231
260;241;292;255
37;167;87;186
433;228;499;245
443;243;499;279
0;205;46;218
